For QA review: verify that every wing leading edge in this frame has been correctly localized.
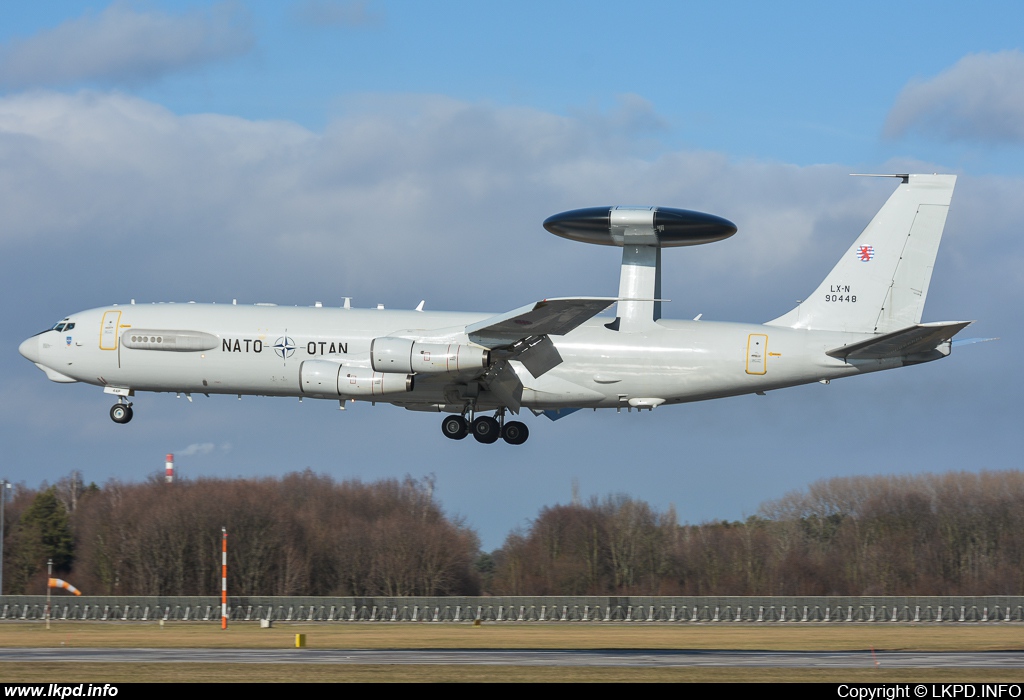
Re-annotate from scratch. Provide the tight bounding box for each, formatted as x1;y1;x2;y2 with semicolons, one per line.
466;297;615;347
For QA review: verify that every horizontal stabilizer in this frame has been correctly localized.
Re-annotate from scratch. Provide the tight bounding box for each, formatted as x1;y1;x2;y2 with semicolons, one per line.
467;297;614;348
826;321;972;360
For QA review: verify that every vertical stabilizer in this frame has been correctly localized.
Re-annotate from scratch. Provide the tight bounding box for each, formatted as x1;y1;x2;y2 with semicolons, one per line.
766;174;956;334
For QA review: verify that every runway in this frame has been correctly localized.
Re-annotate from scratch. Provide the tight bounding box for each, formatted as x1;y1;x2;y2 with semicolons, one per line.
2;648;1024;668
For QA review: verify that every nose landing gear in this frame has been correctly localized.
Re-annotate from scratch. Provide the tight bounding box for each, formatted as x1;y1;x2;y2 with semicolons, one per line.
109;400;134;424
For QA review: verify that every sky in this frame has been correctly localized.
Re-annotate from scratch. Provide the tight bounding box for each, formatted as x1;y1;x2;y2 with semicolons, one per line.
2;1;1022;551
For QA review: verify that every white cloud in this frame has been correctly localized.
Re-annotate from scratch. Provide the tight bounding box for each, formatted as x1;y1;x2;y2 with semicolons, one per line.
885;51;1024;144
0;2;253;88
0;90;1016;334
178;442;216;457
569;93;670;137
0;92;838;302
174;442;231;458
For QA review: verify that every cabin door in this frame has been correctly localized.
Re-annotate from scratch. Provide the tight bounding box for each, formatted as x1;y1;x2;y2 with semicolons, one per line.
746;334;768;375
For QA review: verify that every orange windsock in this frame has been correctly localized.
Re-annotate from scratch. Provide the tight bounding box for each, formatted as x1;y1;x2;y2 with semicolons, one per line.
47;578;82;596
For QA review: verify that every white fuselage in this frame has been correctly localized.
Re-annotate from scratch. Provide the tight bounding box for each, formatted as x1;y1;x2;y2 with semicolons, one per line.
21;302;897;412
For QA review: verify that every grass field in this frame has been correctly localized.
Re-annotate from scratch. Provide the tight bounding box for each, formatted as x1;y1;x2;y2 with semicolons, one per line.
0;622;1021;683
2;621;1023;651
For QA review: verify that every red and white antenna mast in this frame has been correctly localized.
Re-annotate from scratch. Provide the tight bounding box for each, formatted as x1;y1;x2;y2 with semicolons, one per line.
165;454;174;483
221;527;228;630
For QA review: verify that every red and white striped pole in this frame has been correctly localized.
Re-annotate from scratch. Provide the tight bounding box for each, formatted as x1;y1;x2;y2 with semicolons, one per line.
221;527;228;630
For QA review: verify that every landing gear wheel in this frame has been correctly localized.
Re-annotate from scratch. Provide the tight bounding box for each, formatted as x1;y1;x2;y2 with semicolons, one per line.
110;403;133;424
441;415;468;440
472;416;500;444
501;420;529;445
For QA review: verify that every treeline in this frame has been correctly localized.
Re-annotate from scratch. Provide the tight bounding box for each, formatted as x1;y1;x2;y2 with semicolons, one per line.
487;471;1024;596
5;470;1024;596
3;471;479;596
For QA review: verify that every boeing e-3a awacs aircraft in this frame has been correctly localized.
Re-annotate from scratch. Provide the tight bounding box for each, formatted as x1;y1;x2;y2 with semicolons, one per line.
19;174;970;445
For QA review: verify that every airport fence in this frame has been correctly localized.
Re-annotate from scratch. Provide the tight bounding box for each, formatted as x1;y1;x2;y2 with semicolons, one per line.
1;595;1023;623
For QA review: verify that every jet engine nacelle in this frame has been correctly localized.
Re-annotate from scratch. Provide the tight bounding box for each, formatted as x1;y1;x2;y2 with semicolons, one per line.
370;337;490;374
300;360;414;397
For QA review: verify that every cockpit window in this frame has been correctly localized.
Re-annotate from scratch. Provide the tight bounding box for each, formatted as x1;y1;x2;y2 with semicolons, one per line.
50;319;73;332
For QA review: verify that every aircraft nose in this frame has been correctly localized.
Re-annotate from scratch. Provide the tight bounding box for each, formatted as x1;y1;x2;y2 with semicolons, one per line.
18;336;40;364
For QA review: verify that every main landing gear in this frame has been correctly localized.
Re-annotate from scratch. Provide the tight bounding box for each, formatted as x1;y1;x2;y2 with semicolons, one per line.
441;408;529;445
109;400;134;424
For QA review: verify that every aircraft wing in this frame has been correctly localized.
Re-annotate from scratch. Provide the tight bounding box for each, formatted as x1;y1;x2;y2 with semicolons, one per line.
466;297;615;348
465;297;614;384
826;321;973;360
